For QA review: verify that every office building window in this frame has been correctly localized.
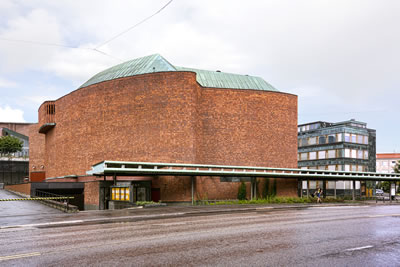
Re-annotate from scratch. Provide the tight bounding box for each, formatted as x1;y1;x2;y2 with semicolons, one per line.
364;150;368;159
319;136;326;144
318;151;326;159
309;137;317;145
337;133;343;142
309;152;317;160
328;165;336;171
300;138;308;146
364;136;368;144
345;133;351;142
328;150;336;159
345;165;350;171
357;135;363;144
300;153;308;161
328;134;336;143
345;149;350;158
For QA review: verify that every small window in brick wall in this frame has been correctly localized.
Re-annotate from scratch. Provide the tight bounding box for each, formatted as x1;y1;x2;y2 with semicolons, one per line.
46;104;55;115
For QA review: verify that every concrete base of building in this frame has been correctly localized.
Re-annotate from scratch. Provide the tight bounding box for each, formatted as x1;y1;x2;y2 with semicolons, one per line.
108;201;136;210
84;204;100;210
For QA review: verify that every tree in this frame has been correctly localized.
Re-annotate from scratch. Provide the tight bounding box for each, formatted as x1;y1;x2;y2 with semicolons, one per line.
394;160;400;193
377;181;390;192
0;135;23;156
394;160;400;173
237;181;247;200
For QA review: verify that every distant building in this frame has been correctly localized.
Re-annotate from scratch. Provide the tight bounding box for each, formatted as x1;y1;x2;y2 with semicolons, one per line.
0;123;33;185
0;122;32;137
376;153;400;173
297;119;376;196
1;127;30;158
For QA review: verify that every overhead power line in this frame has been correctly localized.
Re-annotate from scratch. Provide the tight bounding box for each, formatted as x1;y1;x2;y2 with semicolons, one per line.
0;0;174;62
0;37;123;62
0;37;81;49
95;0;174;49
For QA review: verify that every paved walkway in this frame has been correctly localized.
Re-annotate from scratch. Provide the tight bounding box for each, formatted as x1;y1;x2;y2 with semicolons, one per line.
1;188;399;228
0;189;63;227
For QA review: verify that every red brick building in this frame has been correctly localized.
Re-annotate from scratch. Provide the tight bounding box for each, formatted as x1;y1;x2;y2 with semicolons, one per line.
29;54;298;209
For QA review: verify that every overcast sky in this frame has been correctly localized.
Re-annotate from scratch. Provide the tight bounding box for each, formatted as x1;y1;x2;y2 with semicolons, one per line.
0;0;399;152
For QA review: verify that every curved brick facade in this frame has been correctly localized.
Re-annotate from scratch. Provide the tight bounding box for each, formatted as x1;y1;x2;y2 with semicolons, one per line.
31;71;298;201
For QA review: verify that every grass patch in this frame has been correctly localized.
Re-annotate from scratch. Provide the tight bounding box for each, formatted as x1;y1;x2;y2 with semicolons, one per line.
136;201;161;206
200;197;312;205
196;196;353;205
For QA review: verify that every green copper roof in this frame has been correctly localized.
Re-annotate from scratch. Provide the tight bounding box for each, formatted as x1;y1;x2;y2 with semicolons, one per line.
175;66;277;91
80;54;278;92
80;54;176;88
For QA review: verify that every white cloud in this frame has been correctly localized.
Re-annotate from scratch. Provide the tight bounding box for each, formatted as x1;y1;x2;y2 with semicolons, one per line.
44;44;118;86
0;0;399;151
0;77;17;88
0;8;63;72
0;105;25;122
24;95;57;105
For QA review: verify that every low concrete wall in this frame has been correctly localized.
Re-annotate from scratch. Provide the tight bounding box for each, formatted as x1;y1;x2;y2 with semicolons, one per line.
5;183;31;196
108;201;136;210
38;199;78;213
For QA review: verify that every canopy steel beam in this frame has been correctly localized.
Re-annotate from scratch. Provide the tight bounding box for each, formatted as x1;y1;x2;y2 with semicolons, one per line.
87;161;400;181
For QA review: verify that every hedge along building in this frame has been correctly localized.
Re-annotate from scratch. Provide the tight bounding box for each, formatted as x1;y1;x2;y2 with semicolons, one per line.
29;54;298;209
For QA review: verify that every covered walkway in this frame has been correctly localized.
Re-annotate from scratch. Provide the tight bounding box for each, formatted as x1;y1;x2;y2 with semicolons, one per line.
87;161;400;204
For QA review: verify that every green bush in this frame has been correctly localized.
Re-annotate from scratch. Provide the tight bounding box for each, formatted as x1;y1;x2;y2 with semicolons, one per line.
136;201;160;205
208;197;313;205
271;179;277;197
237;181;247;200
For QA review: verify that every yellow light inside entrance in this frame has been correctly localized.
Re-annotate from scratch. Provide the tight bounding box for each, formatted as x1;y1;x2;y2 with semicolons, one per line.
125;188;130;201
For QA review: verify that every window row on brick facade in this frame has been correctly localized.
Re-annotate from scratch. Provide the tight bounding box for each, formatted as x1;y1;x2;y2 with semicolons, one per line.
298;148;369;161
299;133;368;147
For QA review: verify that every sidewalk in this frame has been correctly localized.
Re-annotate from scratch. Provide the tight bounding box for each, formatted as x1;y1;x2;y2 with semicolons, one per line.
2;188;399;229
2;197;398;229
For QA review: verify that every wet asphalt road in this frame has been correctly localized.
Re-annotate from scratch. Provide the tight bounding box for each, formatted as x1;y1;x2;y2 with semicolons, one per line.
1;190;400;266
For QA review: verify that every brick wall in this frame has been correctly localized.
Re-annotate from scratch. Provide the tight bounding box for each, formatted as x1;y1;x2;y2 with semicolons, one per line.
32;71;298;200
5;183;31;196
0;123;33;137
29;124;46;179
84;181;99;209
43;71;200;178
198;88;298;167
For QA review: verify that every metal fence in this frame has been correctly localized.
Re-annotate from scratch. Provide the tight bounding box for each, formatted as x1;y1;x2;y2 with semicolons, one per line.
34;189;74;211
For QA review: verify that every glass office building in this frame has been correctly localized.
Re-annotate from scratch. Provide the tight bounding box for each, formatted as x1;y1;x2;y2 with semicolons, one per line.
298;119;376;196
